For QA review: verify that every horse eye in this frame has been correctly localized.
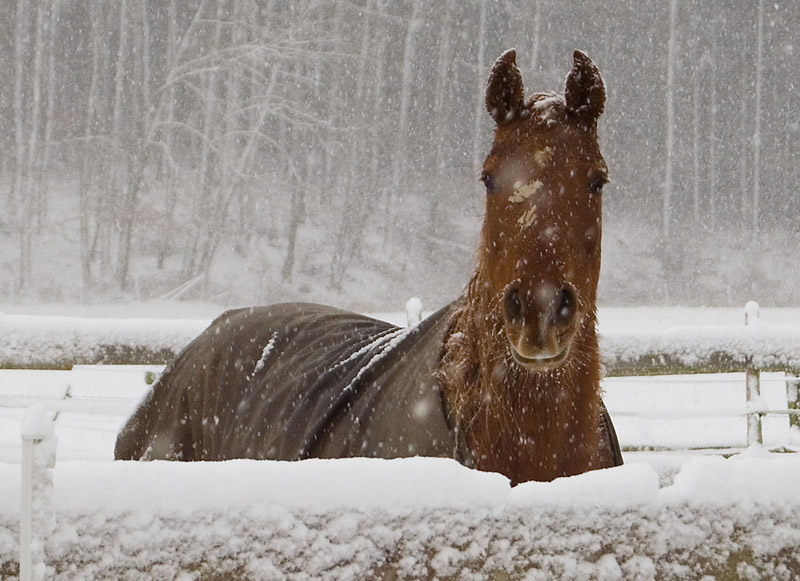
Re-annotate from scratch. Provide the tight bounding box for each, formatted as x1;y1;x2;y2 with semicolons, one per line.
481;172;498;194
588;175;607;195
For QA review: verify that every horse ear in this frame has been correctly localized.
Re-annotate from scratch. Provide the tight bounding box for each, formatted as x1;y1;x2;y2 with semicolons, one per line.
565;50;605;127
485;49;525;125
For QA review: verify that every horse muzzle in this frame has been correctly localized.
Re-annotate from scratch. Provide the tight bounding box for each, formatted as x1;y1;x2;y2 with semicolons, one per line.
502;281;579;370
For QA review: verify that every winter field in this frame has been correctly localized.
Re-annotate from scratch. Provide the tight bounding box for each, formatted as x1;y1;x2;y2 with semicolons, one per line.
2;303;800;579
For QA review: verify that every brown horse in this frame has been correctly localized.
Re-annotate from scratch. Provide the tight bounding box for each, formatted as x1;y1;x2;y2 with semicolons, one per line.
115;50;621;485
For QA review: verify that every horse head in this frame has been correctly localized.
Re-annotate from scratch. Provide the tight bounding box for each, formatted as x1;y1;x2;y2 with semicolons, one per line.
480;49;607;371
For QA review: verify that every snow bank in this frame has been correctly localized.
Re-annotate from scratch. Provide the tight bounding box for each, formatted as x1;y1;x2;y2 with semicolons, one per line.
0;459;660;517
2;456;800;579
662;450;800;505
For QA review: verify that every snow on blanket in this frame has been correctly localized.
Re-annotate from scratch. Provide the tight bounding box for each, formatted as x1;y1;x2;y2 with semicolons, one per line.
2;454;800;579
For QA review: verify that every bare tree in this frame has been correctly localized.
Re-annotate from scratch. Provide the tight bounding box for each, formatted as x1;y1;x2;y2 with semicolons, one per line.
752;0;765;244
471;0;488;179
78;0;105;298
663;0;678;240
14;0;31;292
2;0;799;306
115;1;154;291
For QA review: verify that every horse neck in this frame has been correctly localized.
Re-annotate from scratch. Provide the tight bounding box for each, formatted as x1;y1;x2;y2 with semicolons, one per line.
439;265;602;484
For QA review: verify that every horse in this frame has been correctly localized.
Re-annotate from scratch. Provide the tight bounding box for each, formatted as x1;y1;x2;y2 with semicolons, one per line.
115;49;622;485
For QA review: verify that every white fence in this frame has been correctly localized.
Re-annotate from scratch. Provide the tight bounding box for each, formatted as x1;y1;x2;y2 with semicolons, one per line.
602;301;800;447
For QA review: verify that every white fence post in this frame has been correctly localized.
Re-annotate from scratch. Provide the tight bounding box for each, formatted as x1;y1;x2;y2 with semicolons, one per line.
406;297;423;326
744;301;763;446
786;371;800;432
20;403;57;581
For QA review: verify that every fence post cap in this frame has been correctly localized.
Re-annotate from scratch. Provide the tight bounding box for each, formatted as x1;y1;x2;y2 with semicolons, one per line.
20;403;55;441
406;297;423;326
744;301;760;326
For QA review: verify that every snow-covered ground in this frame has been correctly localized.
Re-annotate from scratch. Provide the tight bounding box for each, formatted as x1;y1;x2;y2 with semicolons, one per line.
1;303;800;579
2;452;800;579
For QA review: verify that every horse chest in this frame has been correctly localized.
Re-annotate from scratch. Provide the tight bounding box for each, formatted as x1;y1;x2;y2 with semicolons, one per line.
458;381;599;483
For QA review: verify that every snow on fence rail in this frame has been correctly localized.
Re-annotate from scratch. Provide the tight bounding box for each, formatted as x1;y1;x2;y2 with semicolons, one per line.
3;303;800;374
0;312;207;370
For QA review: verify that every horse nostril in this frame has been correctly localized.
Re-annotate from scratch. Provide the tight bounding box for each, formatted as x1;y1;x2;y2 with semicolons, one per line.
504;287;524;324
554;287;577;326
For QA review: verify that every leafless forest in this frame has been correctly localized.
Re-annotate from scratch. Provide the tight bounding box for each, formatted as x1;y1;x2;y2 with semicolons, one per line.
1;0;797;310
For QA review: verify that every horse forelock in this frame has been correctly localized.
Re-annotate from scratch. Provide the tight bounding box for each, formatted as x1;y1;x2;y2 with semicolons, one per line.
501;91;602;138
526;92;567;125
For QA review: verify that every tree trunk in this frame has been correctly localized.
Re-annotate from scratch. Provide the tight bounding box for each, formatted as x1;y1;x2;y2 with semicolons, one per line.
115;0;147;292
79;0;104;299
692;54;701;229
157;0;180;270
739;75;749;219
39;0;60;229
14;0;31;292
27;0;46;232
471;0;488;178
183;3;224;278
282;183;305;282
392;0;421;192
663;0;677;240
429;0;455;234
752;0;764;244
708;17;718;231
